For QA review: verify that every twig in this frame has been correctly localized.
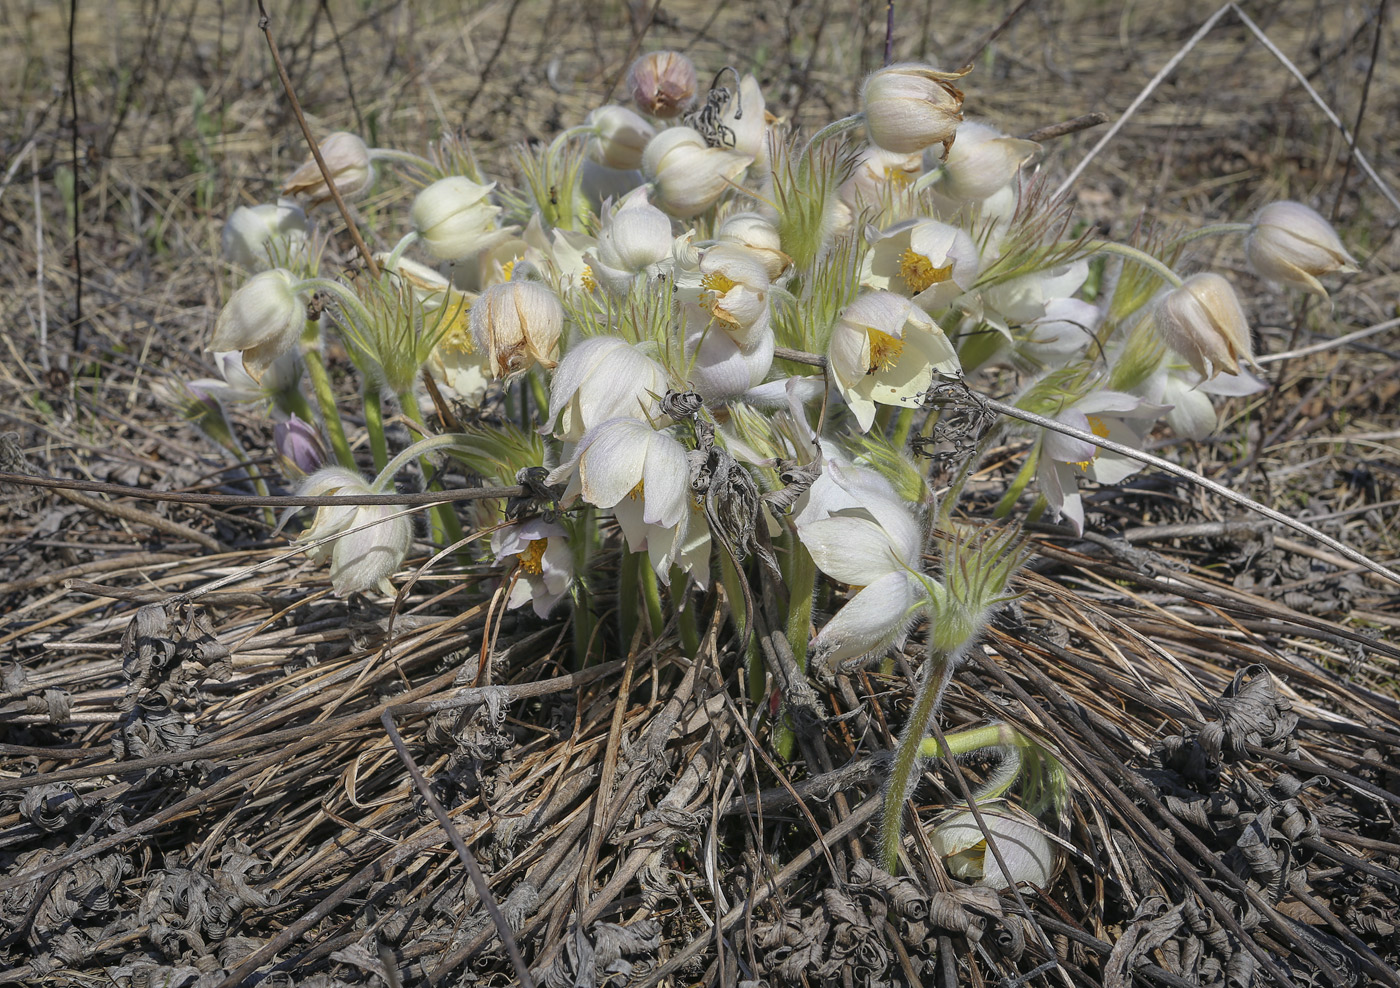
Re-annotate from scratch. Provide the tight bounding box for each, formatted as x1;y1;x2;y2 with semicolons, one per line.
51;486;225;552
1021;112;1108;143
256;0;380;278
1255;314;1400;364
382;710;535;988
767;346;1400;587
0;471;522;508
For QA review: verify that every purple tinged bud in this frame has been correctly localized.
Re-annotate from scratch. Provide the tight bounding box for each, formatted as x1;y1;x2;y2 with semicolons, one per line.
275;416;327;476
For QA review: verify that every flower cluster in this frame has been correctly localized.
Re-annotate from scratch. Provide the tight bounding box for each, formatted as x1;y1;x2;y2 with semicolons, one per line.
186;44;1358;879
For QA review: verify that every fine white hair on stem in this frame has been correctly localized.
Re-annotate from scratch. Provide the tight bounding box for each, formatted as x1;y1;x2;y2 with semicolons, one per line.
1056;4;1400;217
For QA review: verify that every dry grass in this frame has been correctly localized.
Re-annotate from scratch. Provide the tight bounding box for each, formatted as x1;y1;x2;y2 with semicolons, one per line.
2;1;1399;986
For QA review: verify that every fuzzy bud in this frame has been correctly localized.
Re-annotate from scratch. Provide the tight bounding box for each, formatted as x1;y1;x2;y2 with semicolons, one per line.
584;105;656;171
718;212;791;280
221;199;309;270
1155;273;1253;379
862;62;967;157
282;132;373;204
298;467;413;596
209;269;306;382
470;281;564;379
411;176;508;262
939;121;1039;201
930;805;1057;890
274;416;326;477
627;50;697;119
642;126;750;218
1245;200;1358;297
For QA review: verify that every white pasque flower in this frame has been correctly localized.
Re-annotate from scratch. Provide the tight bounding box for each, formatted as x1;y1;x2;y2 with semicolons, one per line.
929;803;1058;890
938;121;1040;202
1143;363;1267;441
492;518;574;617
584;105;656;171
282;132;373;204
795;461;929;672
717;211;790;281
864;218;980;312
297;467;413;596
862;62;966;157
642;126;751;219
412;176;513;262
1035;390;1167;535
209;269;307;382
221;199;309;271
588;188;675;295
1154;273;1253;379
541;336;669;441
548;417;710;582
470;281;563;379
839;145;924;213
828;291;961;431
1246;200;1358;297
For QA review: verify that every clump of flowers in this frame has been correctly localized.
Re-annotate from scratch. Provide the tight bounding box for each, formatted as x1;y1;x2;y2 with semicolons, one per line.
185;44;1358;881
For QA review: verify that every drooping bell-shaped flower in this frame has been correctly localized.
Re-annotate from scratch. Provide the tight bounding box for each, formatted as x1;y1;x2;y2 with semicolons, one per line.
642;126;751;219
589;188;675;295
297;467;413;596
1245;200;1358;297
1154;273;1253;379
541;336;669;441
470;280;563;379
274;415;326;477
929;803;1058;890
210;269;307;382
492;518;574;617
282;132;373;205
412;176;512;262
862;62;967;157
827;291;960;431
938;121;1039;202
584;105;656;171
221;199;310;271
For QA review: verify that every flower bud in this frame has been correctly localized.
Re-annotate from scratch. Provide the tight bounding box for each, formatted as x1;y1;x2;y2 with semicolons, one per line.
930;804;1057;890
274;415;326;477
221;198;309;270
718;212;791;280
584;105;656;171
939;120;1039;201
642;126;750;218
470;281;563;379
282;132;373;204
862;62;967;157
1246;200;1358;297
591;188;675;294
627;50;697;119
210;269;306;382
1155;273;1253;379
412;176;510;262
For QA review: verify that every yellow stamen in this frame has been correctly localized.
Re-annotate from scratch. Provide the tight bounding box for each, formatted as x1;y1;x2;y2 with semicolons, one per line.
885;166;914;188
899;247;954;294
517;538;547;575
437;295;474;353
628;479;645;501
699;270;740;323
1073;416;1110;470
580;264;597;293
500;257;518;282
866;328;905;375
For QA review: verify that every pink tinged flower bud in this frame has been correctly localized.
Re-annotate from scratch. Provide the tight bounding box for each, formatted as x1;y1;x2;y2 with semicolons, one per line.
862;62;968;157
584;105;656;171
282;132;373;205
1155;273;1254;379
221;199;309;270
939;120;1040;201
1246;200;1359;297
209;269;306;382
274;415;326;477
627;50;698;119
412;176;509;262
642;126;751;218
469;281;563;379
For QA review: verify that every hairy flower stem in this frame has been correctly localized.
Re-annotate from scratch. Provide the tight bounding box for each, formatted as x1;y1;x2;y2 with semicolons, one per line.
399;399;465;549
672;566;700;659
1084;240;1183;289
363;385;389;474
720;551;765;707
774;539;817;761
303;345;355;470
640;560;665;641
619;551;640;649
881;645;960;874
